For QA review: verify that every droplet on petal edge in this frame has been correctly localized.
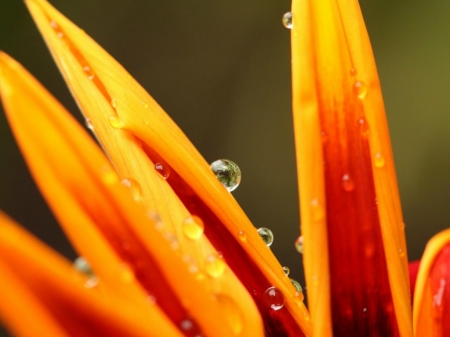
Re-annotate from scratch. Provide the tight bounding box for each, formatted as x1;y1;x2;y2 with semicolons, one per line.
182;216;204;240
293;291;304;304
257;227;274;247
294;236;303;254
282;266;290;276
282;12;293;29
290;278;302;292
263;286;285;311
85;118;94;130
210;159;241;192
73;256;94;276
237;230;247;241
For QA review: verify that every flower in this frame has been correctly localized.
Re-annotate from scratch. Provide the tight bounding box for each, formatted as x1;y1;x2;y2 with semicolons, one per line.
0;0;449;336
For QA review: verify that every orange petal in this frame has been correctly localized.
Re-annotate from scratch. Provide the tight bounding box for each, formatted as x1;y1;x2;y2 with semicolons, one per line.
414;229;450;336
0;50;264;337
291;0;411;336
0;211;181;337
24;0;312;335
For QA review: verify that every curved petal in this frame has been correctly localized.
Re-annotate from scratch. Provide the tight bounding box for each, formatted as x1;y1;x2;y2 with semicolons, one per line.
414;229;450;336
0;52;262;337
291;0;411;336
0;211;180;337
24;0;311;335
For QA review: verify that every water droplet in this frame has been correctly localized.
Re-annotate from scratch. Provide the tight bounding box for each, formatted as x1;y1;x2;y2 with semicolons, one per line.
143;119;149;126
282;12;293;29
121;178;141;201
215;294;243;335
110;98;117;108
374;152;385;167
108;115;123;129
295;236;303;254
237;230;247;241
85;118;94;130
310;198;325;221
120;266;135;283
183;216;204;240
210;159;241;192
257;227;274;247
399;248;406;257
358;118;370;137
401;222;406;229
321;131;328;143
350;68;357;76
180;319;194;331
342;174;355;192
293;291;304;304
353;81;368;99
84;276;99;289
100;166;118;185
282;266;290;276
73;257;94;276
205;253;226;278
155;162;170;179
82;65;95;80
290;278;302;292
141;101;149;108
263;287;285;310
433;278;446;318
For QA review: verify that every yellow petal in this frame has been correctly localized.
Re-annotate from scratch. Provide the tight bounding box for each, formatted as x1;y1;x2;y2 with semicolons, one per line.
24;0;311;334
291;0;411;336
0;50;264;336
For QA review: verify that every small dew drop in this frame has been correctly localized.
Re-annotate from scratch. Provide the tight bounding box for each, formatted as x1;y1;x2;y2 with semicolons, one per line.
155;162;170;179
350;68;357;76
73;257;94;276
290;278;302;292
215;294;244;335
82;65;95;80
399;248;406;257
374;153;385;168
237;230;247;241
180;319;194;331
182;216;204;240
141;101;149;109
293;291;304;305
401;222;406;229
85;118;94;130
143;119;149;126
282;266;290;276
295;236;303;254
342;174;355;192
358;118;370;137
257;227;274;247
310;198;324;222
210;159;241;192
282;12;293;29
100;166;119;185
205;253;226;278
263;287;285;311
108;115;123;129
110;98;117;109
353;81;368;99
121;178;141;201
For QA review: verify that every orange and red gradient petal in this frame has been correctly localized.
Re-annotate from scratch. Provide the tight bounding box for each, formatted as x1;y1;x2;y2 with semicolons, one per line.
414;229;450;336
25;0;311;335
291;0;411;336
0;52;263;337
0;212;181;337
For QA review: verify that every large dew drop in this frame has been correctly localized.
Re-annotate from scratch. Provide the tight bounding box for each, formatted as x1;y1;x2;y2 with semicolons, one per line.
257;227;274;247
210;159;241;192
263;287;285;310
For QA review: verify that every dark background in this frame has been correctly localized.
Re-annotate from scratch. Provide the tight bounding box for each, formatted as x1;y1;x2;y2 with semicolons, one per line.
1;0;450;335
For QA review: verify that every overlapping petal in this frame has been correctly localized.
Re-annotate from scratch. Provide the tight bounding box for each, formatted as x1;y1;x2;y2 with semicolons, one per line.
414;229;450;336
291;0;411;336
0;52;262;337
24;0;311;335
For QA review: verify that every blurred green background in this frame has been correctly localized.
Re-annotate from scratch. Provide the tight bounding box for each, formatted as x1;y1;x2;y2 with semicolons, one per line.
1;0;450;334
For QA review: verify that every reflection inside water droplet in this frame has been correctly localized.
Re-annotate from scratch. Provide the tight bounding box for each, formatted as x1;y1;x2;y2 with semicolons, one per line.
263;287;284;310
282;12;293;29
257;227;274;247
210;159;241;192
